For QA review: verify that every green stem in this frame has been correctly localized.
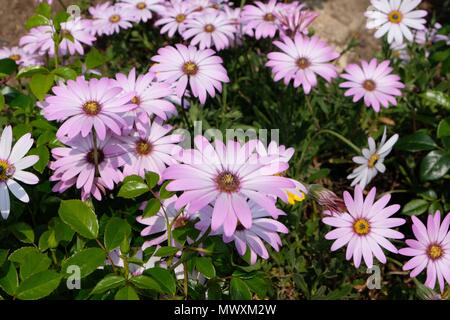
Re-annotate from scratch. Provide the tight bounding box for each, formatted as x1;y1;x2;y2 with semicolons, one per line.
183;261;189;299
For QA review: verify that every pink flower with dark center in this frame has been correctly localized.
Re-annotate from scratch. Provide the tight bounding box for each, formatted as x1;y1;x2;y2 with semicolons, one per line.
163;136;295;236
113;68;177;130
44;76;134;140
19;26;54;56
155;1;194;38
322;185;405;268
118;0;165;23
49;133;126;200
266;34;339;94
120;120;183;178
0;126;39;219
276;2;319;37
241;0;281;39
340;59;405;112
150;44;229;104
399;212;450;293
182;11;236;51
0;46;42;67
90;3;134;36
58;18;97;56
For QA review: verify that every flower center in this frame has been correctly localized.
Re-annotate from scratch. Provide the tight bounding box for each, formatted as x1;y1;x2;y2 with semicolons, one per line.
427;244;443;260
263;13;275;22
0;160;15;182
368;153;379;168
204;23;215;33
135;140;152;155
173;215;189;229
353;218;370;236
296;57;310;69
131;96;141;105
236;221;246;231
182;61;199;75
9;54;21;61
136;2;147;10
61;29;72;38
216;171;240;193
83;101;102;116
194;6;204;12
86;149;105;165
388;10;403;24
363;79;377;91
109;14;121;23
175;14;186;23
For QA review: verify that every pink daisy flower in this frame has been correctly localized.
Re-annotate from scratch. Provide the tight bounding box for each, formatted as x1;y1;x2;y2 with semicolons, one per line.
113;68;177;130
0;126;39;219
19;26;54;56
340;59;405;112
155;1;194;38
120;120;183;178
90;3;134;36
276;3;319;38
150;44;229;104
322;185;405;268
118;0;165;23
0;46;42;67
49;133;126;200
241;0;281;39
182;11;236;51
163;136;295;237
43;76;134;140
58;18;97;56
399;212;450;293
266;34;339;94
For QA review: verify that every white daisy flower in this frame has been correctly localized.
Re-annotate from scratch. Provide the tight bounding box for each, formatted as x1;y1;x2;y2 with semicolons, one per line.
347;127;399;188
0;126;39;219
365;0;427;44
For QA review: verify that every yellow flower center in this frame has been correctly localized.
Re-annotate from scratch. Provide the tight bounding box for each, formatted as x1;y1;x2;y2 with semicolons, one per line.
182;61;199;76
427;244;443;260
0;160;15;182
83;101;101;116
363;79;377;91
388;10;403;24
216;171;240;193
136;2;147;10
175;14;186;23
264;13;275;22
287;191;306;205
9;54;21;61
297;57;310;69
204;23;215;33
353;218;370;235
368;154;379;168
135;140;152;155
109;14;121;23
131;96;141;105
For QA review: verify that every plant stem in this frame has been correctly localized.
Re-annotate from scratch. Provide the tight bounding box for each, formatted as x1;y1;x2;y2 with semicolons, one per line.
91;129;100;177
305;95;320;130
183;261;189;299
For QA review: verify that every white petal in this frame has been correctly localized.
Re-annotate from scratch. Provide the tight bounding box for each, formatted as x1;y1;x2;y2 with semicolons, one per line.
7;179;29;203
9;133;34;163
0;182;10;219
0;126;12;159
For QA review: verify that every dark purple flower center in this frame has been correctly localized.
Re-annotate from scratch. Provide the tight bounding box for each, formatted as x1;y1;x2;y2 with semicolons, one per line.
363;79;377;92
86;149;105;164
296;57;311;69
216;171;240;193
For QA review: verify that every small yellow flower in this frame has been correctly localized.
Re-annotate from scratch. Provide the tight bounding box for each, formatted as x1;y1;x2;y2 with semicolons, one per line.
287;191;305;205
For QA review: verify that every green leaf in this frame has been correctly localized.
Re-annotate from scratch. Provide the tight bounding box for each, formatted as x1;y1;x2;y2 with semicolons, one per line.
402;199;429;216
117;180;149;199
159;181;175;200
9;222;35;244
0;93;5;111
195;257;216;279
16;270;62;300
421;90;450;109
8;247;40;264
29;146;49;173
230;277;252;300
104;218;131;251
52;217;75;243
145;172;160;189
145;267;176;295
143;198;161;218
91;275;126;295
420;150;450;181
245;276;269;298
130;275;162;292
0;249;8;266
396;132;438;152
25;15;51;30
16;66;49;79
437;117;450;138
30;73;54;101
53;12;70;31
154;246;180;257
38;230;57;251
52;67;77;80
61;248;106;278
58;200;99;239
0;262;19;296
0;58;18;76
85;48;107;70
19;252;51;280
35;3;51;18
115;286;139;300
